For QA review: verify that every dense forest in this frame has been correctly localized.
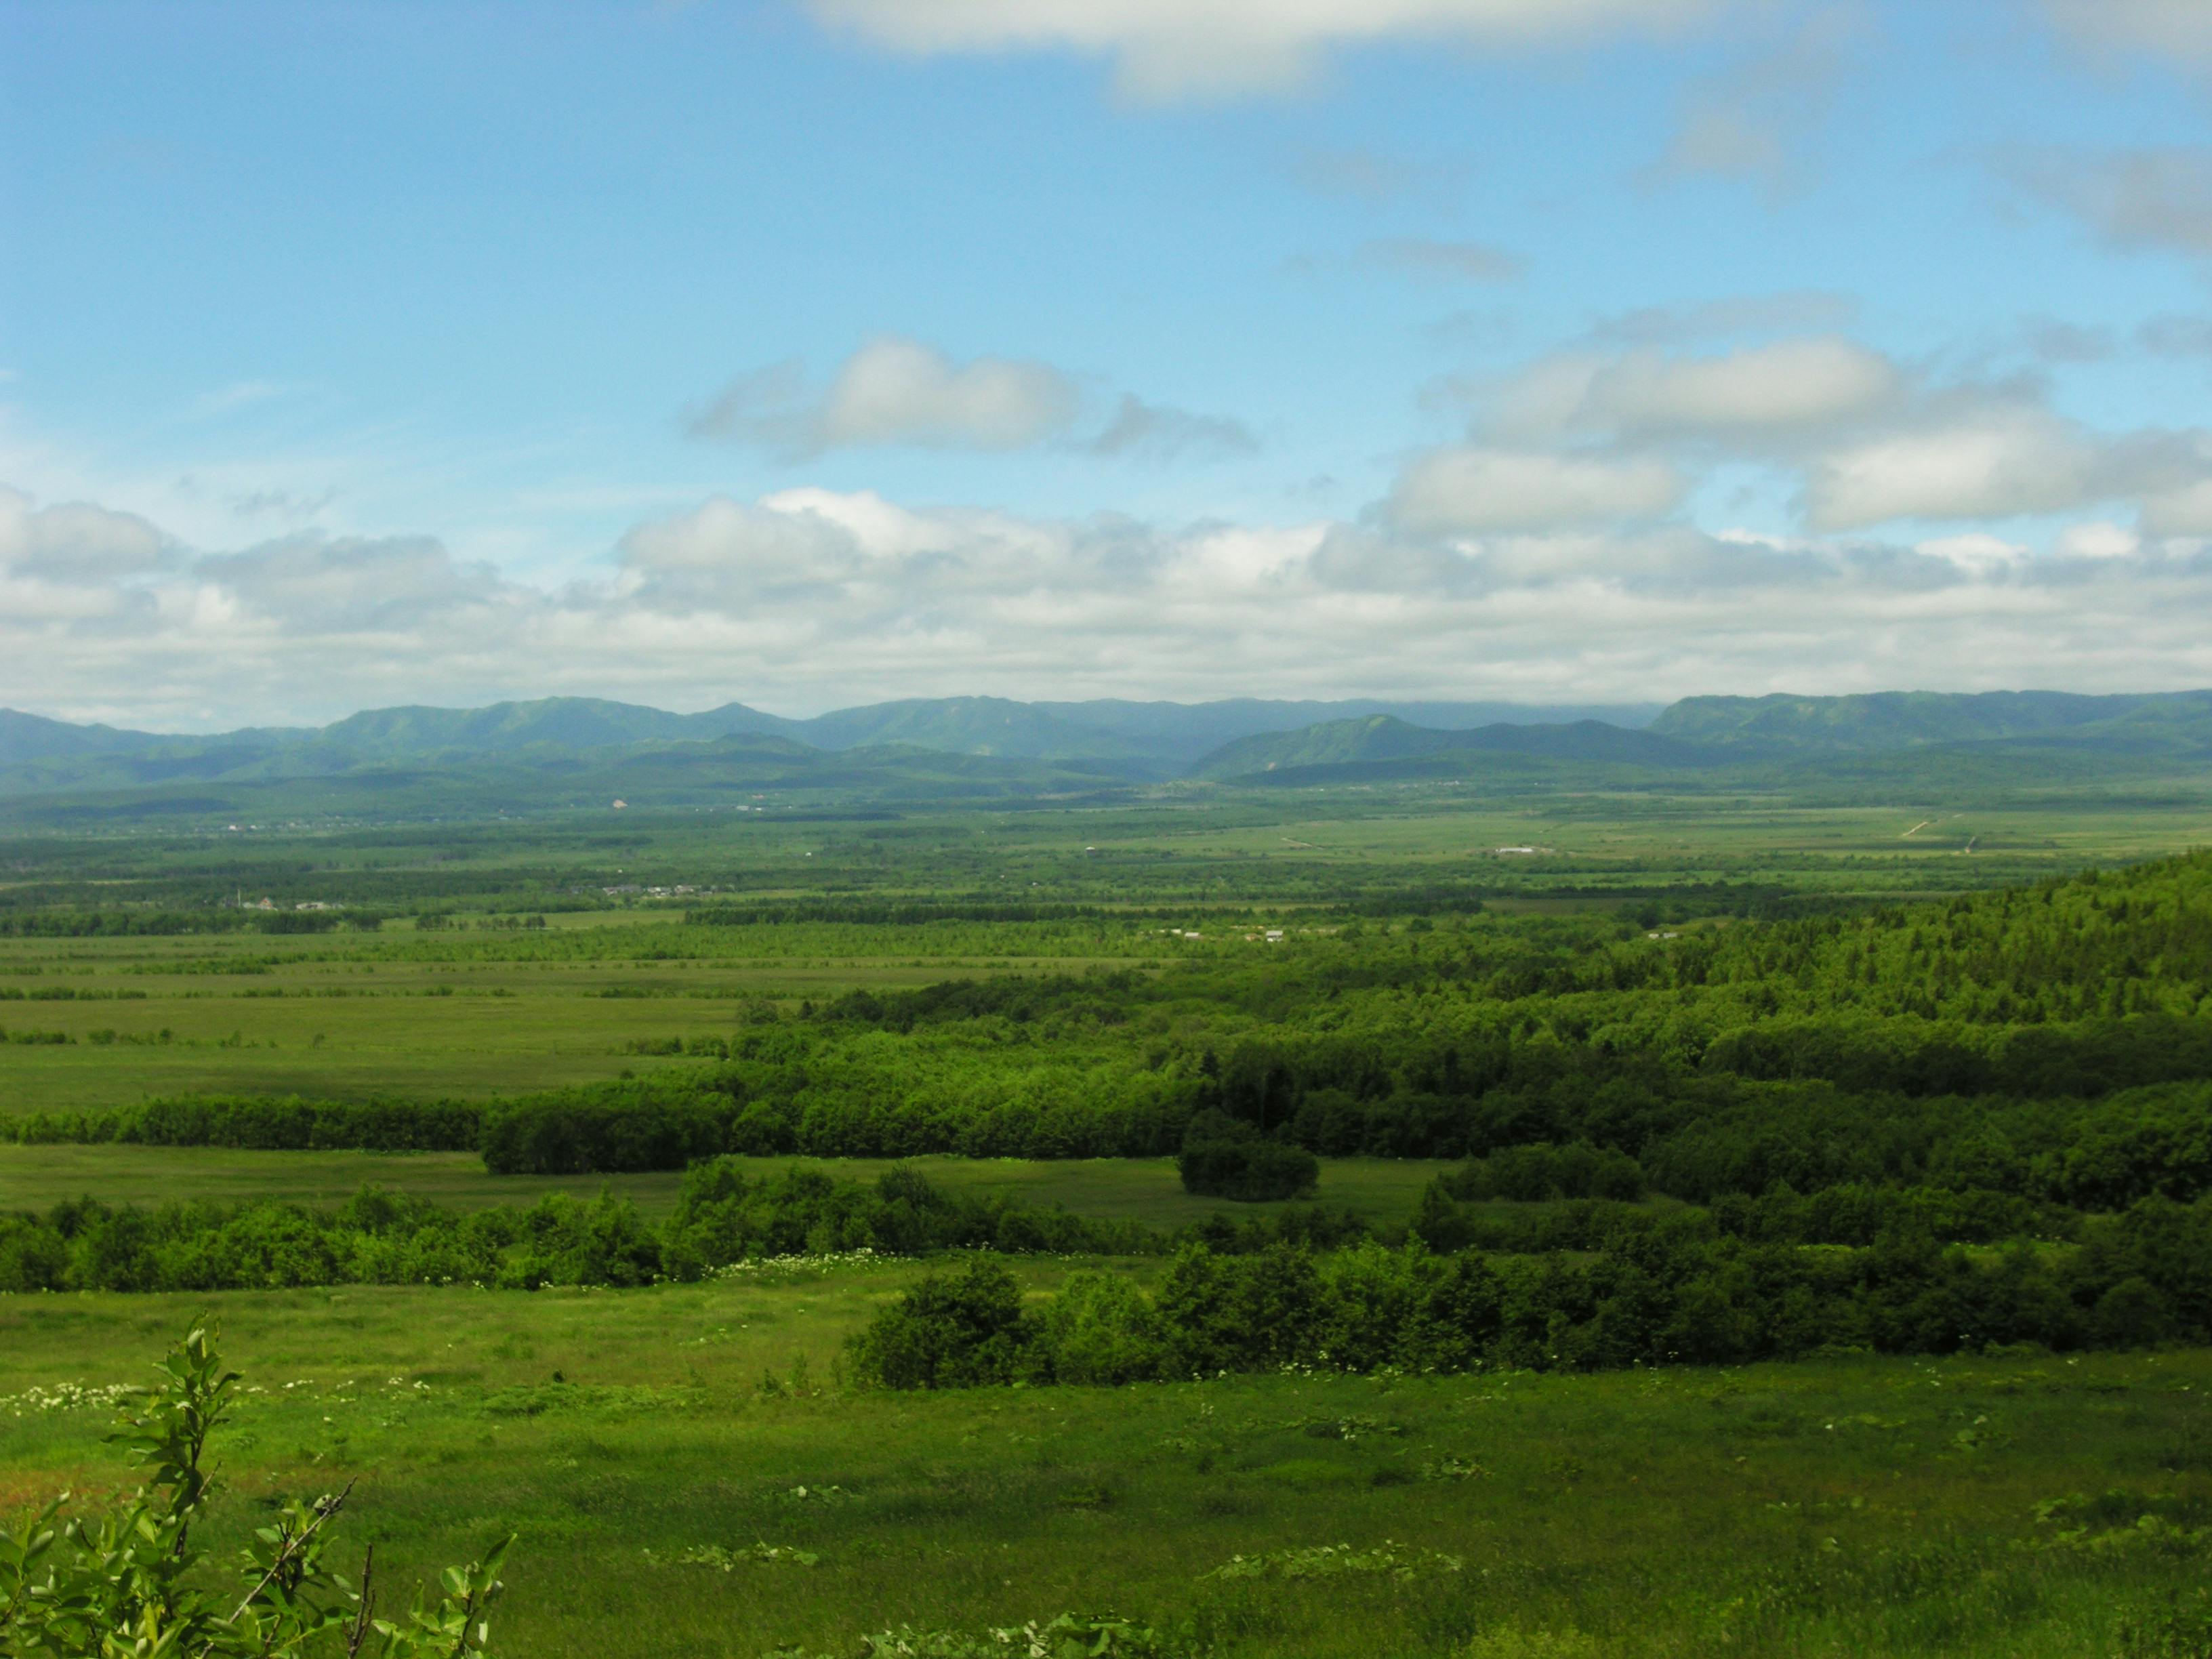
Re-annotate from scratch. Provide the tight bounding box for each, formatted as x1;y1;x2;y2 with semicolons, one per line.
3;848;2209;1382
15;851;2205;1243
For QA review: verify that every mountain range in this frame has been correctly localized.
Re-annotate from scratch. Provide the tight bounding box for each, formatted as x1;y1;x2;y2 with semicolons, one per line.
1;688;2207;821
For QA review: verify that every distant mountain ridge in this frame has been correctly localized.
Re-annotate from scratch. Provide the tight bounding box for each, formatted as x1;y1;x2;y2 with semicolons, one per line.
1650;690;2212;755
3;687;2208;818
0;694;1660;784
1184;689;2212;784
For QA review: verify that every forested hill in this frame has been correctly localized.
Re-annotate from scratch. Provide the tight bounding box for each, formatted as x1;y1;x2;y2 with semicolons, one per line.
0;693;1652;790
1650;688;2212;754
1191;688;2212;783
1186;715;1711;782
3;685;2209;815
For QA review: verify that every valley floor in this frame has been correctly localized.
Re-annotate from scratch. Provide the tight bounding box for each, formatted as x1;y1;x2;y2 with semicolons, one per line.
2;1273;2208;1658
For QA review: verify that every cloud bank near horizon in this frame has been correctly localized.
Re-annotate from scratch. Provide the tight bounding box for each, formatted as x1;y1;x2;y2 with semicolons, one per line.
7;457;2211;733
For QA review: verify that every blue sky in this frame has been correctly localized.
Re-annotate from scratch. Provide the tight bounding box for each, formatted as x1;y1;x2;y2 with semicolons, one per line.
5;0;2212;727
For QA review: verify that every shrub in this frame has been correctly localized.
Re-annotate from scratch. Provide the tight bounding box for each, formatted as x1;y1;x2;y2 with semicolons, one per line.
1033;1271;1171;1384
0;1324;513;1655
480;1087;733;1174
846;1258;1037;1389
1179;1138;1319;1202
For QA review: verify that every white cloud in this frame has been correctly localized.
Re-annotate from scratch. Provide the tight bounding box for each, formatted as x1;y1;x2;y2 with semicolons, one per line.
1389;447;1685;533
804;0;1724;101
2141;477;2212;537
10;478;2212;727
1436;333;2212;538
194;534;515;633
1915;532;2028;573
1801;406;2106;529
689;336;1081;453
1488;337;1904;441
1799;402;2212;531
1589;337;1901;436
2055;520;2142;560
687;337;1250;462
0;487;169;581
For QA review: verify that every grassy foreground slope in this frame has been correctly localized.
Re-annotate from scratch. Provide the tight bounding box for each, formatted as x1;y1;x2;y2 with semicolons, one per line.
1;1279;2207;1658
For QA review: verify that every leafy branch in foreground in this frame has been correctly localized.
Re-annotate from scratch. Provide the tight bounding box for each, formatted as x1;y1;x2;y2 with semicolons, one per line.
0;1323;514;1658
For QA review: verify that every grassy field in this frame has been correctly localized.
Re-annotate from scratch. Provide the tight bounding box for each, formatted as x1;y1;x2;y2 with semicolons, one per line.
0;1147;1452;1227
7;791;2212;1654
0;923;1163;1114
2;1277;2208;1657
4;787;2209;1116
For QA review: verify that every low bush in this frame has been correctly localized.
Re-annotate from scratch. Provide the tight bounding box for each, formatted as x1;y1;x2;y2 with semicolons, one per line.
851;1189;2212;1390
0;1324;513;1655
0;1164;1160;1295
844;1258;1035;1389
1179;1121;1319;1202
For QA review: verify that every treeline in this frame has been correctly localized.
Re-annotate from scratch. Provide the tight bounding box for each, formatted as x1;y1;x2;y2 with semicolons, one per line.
688;901;1155;926
849;1194;2212;1390
0;909;369;936
1406;1178;2068;1254
0;1094;483;1152
0;1164;1157;1294
17;1067;2212;1238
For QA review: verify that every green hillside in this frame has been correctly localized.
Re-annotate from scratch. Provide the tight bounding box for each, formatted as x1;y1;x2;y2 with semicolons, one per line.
1189;715;1713;783
1652;688;2212;753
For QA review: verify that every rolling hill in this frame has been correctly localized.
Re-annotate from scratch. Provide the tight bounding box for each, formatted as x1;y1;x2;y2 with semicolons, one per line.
1650;689;2212;756
1188;716;1710;782
2;687;2207;823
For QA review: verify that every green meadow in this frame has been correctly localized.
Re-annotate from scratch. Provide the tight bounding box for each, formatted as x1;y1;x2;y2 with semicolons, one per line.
0;1146;1451;1227
2;1279;2209;1658
5;786;2212;1654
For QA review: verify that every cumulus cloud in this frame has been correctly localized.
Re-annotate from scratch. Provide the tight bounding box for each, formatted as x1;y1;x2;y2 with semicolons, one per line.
1431;331;2212;534
2003;147;2212;259
804;0;1725;101
2055;521;2142;561
11;478;2212;728
688;336;1082;453
1914;532;2030;575
1790;394;2212;531
1802;405;2113;530
1388;447;1685;533
1486;337;1905;443
0;488;169;581
2141;476;2212;537
686;337;1251;463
